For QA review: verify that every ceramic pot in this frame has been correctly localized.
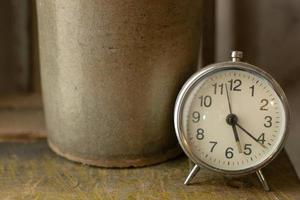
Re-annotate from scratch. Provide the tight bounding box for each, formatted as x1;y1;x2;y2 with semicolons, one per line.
37;0;202;167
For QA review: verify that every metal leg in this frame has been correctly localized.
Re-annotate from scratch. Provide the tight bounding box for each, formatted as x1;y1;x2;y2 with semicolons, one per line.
256;169;270;191
184;164;200;185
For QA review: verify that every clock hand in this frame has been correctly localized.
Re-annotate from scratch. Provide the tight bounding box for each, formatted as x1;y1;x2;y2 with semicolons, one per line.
236;123;266;148
226;114;242;153
225;83;233;114
232;124;243;153
225;84;242;153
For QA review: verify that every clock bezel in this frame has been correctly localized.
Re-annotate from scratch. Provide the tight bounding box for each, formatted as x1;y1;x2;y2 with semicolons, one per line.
174;61;290;176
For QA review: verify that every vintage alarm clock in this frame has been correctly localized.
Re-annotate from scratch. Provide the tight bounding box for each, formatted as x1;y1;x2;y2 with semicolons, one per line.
174;51;290;191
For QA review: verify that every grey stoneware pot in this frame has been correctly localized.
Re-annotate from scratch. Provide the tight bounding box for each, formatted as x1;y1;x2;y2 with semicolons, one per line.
37;0;203;167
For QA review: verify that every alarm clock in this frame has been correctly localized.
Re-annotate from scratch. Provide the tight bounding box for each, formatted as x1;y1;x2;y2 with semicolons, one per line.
174;51;290;191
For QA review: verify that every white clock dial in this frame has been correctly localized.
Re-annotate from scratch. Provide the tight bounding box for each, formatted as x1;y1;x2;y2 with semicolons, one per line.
178;68;287;173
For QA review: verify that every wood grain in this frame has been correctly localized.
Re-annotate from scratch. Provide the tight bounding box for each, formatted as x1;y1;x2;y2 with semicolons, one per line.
0;140;298;199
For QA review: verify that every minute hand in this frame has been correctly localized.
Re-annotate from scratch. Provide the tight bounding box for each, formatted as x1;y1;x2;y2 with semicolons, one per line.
225;84;242;153
236;123;266;148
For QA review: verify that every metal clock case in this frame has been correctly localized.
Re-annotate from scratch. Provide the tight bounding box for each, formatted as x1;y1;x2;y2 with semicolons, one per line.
174;51;290;191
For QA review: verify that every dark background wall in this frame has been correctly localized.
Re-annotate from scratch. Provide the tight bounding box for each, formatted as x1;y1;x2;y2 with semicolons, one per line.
216;0;300;89
0;0;40;95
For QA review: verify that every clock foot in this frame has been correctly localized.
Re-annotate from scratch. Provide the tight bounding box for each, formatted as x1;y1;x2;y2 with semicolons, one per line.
184;164;200;185
256;169;270;191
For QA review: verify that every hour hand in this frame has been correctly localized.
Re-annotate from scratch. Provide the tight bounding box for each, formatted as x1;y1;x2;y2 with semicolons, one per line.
226;114;242;153
232;124;243;153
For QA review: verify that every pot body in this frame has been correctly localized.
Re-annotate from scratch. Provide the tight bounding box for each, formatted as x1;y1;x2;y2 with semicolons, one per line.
37;0;202;167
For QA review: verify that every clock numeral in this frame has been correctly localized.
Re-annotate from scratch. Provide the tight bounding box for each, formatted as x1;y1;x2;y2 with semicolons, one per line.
225;147;234;159
260;99;269;111
199;95;212;107
249;85;255;97
228;79;242;91
264;116;272;128
257;133;266;144
212;83;224;95
209;141;217;152
192;111;200;123
243;144;252;155
196;128;204;140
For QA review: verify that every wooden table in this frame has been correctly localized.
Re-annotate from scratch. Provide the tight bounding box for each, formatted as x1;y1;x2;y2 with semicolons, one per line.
0;140;299;199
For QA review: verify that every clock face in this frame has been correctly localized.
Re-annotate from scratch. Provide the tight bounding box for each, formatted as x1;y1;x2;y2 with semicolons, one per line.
176;65;288;174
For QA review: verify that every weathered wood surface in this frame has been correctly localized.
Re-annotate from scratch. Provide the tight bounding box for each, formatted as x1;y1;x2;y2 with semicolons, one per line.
0;140;299;199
